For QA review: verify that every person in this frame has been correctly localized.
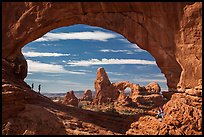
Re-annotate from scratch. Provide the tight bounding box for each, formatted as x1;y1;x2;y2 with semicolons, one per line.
38;84;41;93
156;106;165;122
31;83;34;90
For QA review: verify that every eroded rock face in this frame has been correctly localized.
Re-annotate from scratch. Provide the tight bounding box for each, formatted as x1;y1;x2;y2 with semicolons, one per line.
115;92;134;107
81;90;93;101
112;81;132;91
184;80;202;97
145;82;161;94
2;2;202;90
126;93;202;135
133;94;167;108
94;67;111;95
2;2;202;135
2;104;67;135
93;67;164;104
185;89;202;97
63;91;79;107
94;67;120;104
129;84;149;98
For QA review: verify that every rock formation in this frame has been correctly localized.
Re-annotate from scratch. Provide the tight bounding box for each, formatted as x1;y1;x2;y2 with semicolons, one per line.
93;67;164;105
185;89;202;97
2;2;202;90
63;91;79;107
93;67;120;104
115;92;135;107
112;81;132;92
81;89;93;101
2;2;202;135
145;82;161;94
129;84;149;98
126;93;202;135
133;94;167;108
185;79;202;97
162;91;174;100
94;67;111;95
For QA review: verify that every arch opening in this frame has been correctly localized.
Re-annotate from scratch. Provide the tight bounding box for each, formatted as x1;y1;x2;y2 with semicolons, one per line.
22;24;168;97
124;87;131;96
2;2;202;135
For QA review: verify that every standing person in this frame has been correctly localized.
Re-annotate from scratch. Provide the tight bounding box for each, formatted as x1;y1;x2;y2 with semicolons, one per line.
156;106;165;122
31;83;34;90
38;84;41;93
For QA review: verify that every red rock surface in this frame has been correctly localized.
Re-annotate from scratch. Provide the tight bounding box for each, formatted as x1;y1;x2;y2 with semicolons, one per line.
185;79;202;97
145;82;161;94
94;69;163;105
94;67;111;95
2;2;202;90
2;2;202;135
93;67;119;104
126;93;202;135
62;91;79;107
185;89;202;97
115;92;135;107
133;94;167;108
81;89;93;101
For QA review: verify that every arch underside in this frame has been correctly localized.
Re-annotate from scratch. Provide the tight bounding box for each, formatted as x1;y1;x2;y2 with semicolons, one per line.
2;2;202;90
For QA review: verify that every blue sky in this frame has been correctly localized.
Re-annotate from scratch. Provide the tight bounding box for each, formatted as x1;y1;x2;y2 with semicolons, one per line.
22;24;167;93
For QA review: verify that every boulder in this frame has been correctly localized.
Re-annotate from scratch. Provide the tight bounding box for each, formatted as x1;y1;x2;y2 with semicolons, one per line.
130;84;149;99
115;92;135;107
81;89;93;101
145;82;161;94
185;89;202;97
134;94;167;108
63;91;78;107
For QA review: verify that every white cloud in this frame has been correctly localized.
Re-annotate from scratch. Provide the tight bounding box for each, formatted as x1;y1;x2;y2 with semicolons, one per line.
26;78;80;85
147;73;166;78
99;49;133;54
46;74;61;77
83;25;103;29
106;71;126;76
34;31;117;42
76;69;93;73
118;38;146;52
27;60;86;74
111;78;124;82
133;78;167;83
118;38;130;43
66;58;157;66
99;49;135;54
129;44;146;52
99;44;146;54
23;51;70;57
26;79;50;83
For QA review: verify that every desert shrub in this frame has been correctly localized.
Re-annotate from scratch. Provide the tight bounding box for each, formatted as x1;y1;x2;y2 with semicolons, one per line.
105;107;117;114
119;109;136;115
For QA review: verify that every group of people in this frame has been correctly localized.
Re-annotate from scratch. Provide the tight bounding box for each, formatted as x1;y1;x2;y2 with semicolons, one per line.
31;83;41;93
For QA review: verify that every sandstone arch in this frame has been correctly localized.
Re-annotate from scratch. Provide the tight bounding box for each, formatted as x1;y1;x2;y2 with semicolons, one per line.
2;2;202;90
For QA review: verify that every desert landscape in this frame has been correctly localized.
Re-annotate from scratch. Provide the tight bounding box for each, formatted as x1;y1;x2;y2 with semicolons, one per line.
2;2;202;135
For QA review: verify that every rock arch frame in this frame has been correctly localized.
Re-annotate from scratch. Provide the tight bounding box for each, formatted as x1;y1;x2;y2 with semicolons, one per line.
2;2;202;90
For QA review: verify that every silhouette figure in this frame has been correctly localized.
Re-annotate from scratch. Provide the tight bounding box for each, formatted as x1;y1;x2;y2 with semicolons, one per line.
38;84;41;93
31;83;34;90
